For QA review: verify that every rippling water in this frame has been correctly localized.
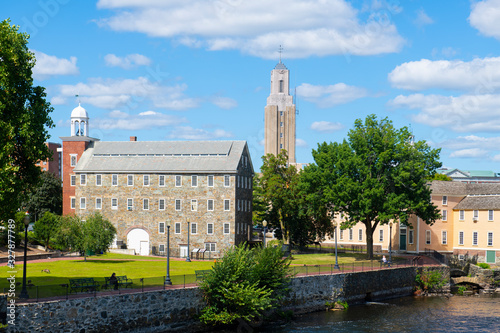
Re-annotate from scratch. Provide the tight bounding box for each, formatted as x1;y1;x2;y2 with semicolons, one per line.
260;294;500;333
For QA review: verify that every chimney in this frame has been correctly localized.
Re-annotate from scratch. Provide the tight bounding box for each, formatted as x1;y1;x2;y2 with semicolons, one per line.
130;136;137;142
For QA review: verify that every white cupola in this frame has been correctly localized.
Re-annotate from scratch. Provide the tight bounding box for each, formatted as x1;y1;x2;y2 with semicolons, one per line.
70;103;89;136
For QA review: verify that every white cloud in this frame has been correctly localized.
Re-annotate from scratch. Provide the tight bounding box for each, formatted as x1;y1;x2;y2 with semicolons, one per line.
310;121;344;132
104;53;152;69
96;0;404;58
211;96;238;109
32;50;79;79
93;110;186;130
297;83;368;108
296;138;307;147
414;9;433;28
168;126;233;140
469;0;500;40
388;57;500;92
449;148;488;158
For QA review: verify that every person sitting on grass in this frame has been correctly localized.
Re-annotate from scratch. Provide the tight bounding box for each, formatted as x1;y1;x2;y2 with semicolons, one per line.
109;272;118;290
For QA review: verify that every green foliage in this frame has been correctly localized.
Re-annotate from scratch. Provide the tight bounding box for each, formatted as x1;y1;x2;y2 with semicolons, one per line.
0;19;54;223
431;173;453;181
34;211;61;251
477;263;490;269
307;115;441;258
199;243;291;326
23;171;62;219
457;285;467;295
415;268;447;293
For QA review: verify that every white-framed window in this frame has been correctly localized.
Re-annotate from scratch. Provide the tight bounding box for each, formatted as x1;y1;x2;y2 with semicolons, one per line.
111;198;118;210
143;198;149;210
96;174;102;186
207;199;214;211
191;175;198;187
207;223;214;235
208;175;214;187
175;222;181;234
280;144;283;149
426;230;431;245
223;223;230;234
442;210;447;221
158;222;165;234
175;199;181;211
70;175;76;186
379;229;384;242
191;223;197;234
80;174;86;186
191;199;197;211
224;175;230;187
488;210;494;221
487;232;493;246
159;199;165;211
80;197;86;209
280;121;283;127
409;230;414;244
473;210;479;220
96;197;102;209
70;154;77;167
112;174;118;186
339;229;344;240
358;229;363;241
442;231;447;245
143;175;150;186
224;199;230;211
127;175;134;186
349;228;353;241
159;175;165;187
280;132;283;138
472;231;478;246
70;197;76;209
442;196;448;205
159;244;165;254
205;243;216;252
127;198;133;211
459;231;464;245
175;175;182;187
459;210;464;221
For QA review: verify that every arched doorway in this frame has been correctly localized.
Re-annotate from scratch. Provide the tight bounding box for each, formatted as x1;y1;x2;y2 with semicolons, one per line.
127;228;150;256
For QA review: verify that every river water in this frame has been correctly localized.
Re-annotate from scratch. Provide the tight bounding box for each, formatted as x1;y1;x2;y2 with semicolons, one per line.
258;294;500;333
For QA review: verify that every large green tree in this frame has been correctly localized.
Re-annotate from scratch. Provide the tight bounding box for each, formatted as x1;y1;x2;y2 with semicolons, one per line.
310;115;441;258
34;211;61;251
23;171;62;220
0;19;54;222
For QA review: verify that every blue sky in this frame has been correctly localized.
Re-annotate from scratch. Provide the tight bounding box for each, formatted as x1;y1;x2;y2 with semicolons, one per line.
4;0;500;171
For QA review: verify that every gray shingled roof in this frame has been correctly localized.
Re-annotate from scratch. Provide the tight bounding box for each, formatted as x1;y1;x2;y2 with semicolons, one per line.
430;181;500;196
73;140;251;174
454;195;500;210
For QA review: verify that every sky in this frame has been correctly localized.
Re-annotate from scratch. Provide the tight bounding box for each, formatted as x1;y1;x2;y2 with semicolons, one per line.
4;0;500;172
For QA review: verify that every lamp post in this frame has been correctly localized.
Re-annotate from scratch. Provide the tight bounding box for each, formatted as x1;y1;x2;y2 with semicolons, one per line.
262;220;267;248
165;221;172;285
334;222;340;270
20;213;30;299
186;220;191;262
388;222;393;267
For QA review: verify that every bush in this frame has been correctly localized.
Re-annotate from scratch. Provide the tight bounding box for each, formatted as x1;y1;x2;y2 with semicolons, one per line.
478;263;490;269
415;268;447;294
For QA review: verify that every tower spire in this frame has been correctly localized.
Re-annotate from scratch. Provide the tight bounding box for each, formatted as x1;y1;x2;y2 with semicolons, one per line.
279;45;283;63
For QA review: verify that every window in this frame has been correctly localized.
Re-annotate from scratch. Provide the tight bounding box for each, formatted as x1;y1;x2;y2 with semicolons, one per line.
158;222;165;234
175;175;182;187
175;222;181;234
459;210;464;221
127;198;133;211
224;199;230;211
280;132;283;138
143;198;149;210
459;231;464;245
426;230;431;245
112;174;118;186
96;174;102;186
442;196;448;205
175;199;181;211
191;223;197;234
379;230;384;242
339;229;343;240
488;232;493;246
70;175;76;186
143;175;150;186
409;230;414;244
70;197;76;209
111;198;118;210
489;210;494;221
80;174;86;185
349;228;353;241
280;144;283;149
280;121;283;127
159;199;165;211
224;223;230;234
280;111;283;116
207;199;214;211
127;175;134;186
159;244;165;254
70;154;77;167
208;175;214;187
279;80;284;93
472;231;478;246
205;243;216;252
80;197;86;209
473;210;479;220
224;175;230;187
191;199;197;211
358;229;363;241
96;197;102;209
442;231;447;245
442;210;447;221
159;175;165;187
207;223;214;235
191;175;198;187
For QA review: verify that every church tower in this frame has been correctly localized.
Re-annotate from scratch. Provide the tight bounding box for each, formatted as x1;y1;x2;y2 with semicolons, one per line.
264;60;296;165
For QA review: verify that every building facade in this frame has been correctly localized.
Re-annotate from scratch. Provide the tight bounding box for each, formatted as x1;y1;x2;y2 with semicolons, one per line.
35;142;62;177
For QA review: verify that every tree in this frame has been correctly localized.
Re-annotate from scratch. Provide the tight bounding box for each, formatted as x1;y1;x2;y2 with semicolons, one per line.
23;171;62;221
310;115;441;258
34;211;61;251
432;173;452;181
0;19;54;223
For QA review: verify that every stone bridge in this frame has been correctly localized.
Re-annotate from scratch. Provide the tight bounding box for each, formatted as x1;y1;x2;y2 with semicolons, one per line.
451;276;485;288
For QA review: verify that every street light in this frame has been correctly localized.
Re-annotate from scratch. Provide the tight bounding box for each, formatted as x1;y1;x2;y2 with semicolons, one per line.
262;220;267;248
334;221;340;270
165;220;172;286
186;220;191;262
388;222;393;267
20;213;30;299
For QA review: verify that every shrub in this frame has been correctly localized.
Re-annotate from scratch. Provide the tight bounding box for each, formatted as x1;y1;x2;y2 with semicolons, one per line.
478;263;490;269
415;268;447;294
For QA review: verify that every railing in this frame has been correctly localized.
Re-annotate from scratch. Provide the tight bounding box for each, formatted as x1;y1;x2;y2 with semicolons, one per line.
424;248;448;265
